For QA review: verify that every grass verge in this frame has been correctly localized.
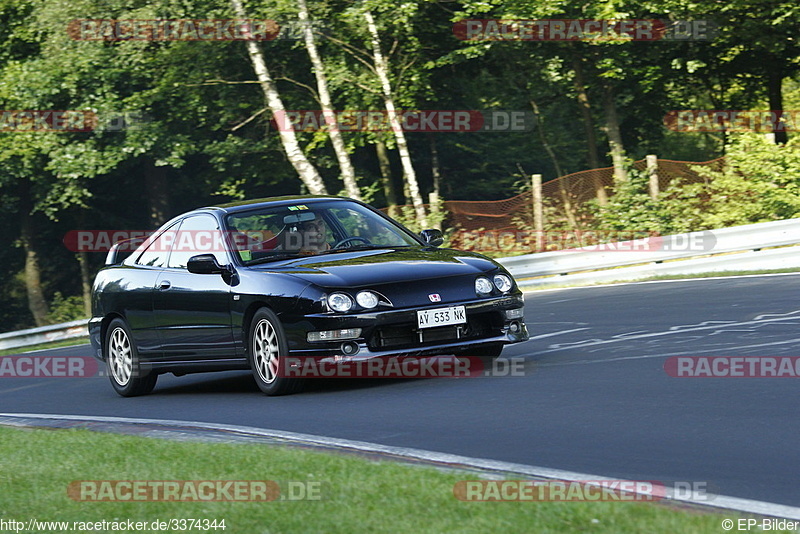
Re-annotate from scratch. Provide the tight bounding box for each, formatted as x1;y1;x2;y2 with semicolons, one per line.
0;426;784;533
0;337;89;357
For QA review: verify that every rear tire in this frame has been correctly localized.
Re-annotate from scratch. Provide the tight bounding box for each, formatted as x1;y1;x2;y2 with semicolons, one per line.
105;318;157;397
249;308;304;396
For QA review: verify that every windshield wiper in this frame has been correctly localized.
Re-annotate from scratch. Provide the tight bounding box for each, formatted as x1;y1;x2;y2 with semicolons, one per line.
244;253;304;265
321;244;409;254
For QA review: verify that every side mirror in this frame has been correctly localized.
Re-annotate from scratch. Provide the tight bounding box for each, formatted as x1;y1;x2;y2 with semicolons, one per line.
419;229;444;247
187;254;226;274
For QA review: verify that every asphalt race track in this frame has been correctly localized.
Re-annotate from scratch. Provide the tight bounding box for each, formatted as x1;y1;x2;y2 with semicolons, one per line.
2;274;800;508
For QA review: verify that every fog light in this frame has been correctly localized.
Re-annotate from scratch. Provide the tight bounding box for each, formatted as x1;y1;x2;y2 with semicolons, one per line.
341;341;359;356
505;308;524;319
307;328;361;342
509;321;521;334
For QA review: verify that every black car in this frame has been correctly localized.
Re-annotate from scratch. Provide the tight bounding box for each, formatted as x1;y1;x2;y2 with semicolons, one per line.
89;196;529;396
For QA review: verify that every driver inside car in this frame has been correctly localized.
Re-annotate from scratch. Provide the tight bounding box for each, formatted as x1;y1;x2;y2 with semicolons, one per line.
280;212;331;254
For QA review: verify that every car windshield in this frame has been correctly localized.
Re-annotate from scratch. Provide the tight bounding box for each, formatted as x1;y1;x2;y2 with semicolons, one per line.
225;200;420;264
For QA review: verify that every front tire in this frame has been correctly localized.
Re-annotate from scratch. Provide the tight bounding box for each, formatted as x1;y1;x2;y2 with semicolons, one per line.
249;308;304;396
105;318;157;397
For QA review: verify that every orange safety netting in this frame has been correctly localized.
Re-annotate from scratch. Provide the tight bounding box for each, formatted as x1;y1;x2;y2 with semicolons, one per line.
393;157;725;254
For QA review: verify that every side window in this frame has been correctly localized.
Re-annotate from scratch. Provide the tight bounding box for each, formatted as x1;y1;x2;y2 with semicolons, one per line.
135;222;180;268
168;215;226;269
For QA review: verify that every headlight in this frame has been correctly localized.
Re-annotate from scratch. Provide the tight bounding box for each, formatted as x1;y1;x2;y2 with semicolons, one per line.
356;291;379;309
475;276;493;296
328;292;353;312
493;274;513;293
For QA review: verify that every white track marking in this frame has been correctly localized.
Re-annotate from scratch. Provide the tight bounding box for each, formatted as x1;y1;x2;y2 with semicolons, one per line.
543;310;800;353
536;336;800;369
522;271;800;295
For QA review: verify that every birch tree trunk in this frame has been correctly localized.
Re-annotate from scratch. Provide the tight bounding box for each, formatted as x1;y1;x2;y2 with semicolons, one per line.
231;0;327;195
296;0;360;199
363;10;427;227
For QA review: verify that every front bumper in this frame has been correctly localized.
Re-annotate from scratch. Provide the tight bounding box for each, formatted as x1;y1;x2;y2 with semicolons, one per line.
284;294;528;360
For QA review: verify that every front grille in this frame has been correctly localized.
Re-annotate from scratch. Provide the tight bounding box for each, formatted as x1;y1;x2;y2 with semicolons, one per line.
368;313;496;350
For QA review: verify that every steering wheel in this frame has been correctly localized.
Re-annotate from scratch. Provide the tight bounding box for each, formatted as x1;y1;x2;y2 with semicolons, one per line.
331;236;371;249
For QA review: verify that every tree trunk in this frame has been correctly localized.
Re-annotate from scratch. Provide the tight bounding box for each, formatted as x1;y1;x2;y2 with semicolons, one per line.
767;61;788;144
375;138;398;216
530;99;578;230
364;10;426;227
572;56;608;205
428;134;443;229
602;84;628;182
144;161;170;227
231;0;327;195
297;0;360;198
19;184;50;326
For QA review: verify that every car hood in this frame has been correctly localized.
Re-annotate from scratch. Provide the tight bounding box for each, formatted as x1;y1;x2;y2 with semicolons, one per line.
250;247;501;288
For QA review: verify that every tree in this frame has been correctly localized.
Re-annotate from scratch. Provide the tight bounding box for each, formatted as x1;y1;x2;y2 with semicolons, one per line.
362;8;427;226
296;0;360;199
231;0;328;194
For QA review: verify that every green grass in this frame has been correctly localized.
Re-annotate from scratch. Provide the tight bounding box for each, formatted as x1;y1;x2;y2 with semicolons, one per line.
0;337;88;357
0;426;783;534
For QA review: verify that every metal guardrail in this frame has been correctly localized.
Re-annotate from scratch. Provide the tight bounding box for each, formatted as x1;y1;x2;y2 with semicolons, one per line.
498;218;800;289
0;319;88;352
2;218;798;351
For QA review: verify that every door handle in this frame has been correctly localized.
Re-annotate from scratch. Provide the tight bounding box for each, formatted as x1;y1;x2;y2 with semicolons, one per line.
158;280;171;290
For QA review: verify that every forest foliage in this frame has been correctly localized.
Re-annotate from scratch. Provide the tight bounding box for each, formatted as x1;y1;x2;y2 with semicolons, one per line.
0;0;798;329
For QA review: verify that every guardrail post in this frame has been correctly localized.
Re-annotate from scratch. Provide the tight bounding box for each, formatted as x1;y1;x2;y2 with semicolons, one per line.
531;174;544;251
647;154;659;200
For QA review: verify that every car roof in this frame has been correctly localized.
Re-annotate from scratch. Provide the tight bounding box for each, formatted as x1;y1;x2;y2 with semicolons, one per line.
191;195;354;215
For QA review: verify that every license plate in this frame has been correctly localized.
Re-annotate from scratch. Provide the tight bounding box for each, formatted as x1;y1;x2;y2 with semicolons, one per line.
417;306;466;329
